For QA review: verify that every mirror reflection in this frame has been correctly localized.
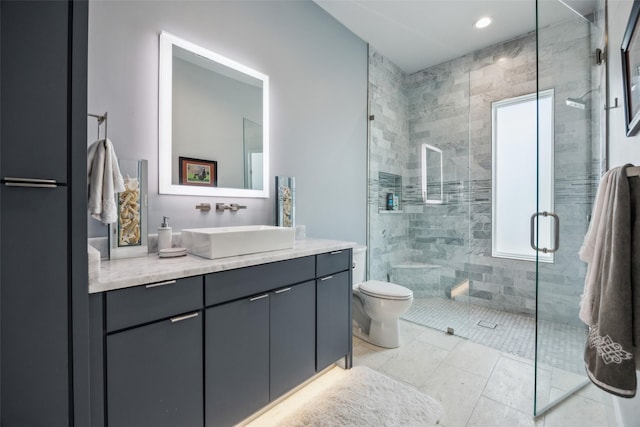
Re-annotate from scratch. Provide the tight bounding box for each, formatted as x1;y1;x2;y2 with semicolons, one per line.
159;31;269;197
421;143;443;204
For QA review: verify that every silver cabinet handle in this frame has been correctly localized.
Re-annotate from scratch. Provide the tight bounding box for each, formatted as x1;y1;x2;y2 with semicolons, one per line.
145;280;177;289
330;251;343;255
275;287;292;294
249;294;269;302
170;312;199;323
320;275;334;281
530;211;560;254
3;177;59;188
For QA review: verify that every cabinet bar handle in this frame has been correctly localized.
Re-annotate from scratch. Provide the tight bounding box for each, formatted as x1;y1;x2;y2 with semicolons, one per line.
170;312;199;323
275;287;292;294
3;176;59;188
4;182;58;188
320;275;334;281
330;251;343;255
145;279;177;289
249;294;269;302
4;177;59;184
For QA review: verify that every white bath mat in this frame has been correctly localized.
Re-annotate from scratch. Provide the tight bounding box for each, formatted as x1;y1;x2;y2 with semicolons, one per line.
252;365;442;427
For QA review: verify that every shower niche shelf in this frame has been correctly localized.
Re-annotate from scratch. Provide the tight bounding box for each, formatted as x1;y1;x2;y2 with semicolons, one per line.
378;172;402;213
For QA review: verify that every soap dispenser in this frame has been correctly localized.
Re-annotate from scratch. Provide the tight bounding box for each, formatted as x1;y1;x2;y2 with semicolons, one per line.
158;216;172;251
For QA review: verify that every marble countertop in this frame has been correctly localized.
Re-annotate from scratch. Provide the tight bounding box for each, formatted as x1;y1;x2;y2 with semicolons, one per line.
89;238;357;293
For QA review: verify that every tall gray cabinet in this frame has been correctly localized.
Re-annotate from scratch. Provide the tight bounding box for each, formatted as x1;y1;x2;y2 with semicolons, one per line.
0;1;89;425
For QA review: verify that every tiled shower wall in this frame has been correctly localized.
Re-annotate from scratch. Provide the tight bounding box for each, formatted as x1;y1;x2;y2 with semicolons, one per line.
368;17;597;326
367;51;410;282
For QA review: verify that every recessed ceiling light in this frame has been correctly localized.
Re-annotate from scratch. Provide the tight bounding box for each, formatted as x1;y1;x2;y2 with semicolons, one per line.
474;16;493;29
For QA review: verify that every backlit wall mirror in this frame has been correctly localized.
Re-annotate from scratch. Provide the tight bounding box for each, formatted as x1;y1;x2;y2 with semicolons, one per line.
159;31;269;197
421;143;443;204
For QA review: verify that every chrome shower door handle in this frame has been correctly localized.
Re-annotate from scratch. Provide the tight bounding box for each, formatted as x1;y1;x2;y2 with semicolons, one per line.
530;211;560;253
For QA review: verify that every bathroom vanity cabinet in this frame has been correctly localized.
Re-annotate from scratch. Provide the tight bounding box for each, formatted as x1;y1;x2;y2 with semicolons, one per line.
89;245;353;427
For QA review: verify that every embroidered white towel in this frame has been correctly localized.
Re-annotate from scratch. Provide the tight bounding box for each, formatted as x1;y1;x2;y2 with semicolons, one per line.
87;138;125;224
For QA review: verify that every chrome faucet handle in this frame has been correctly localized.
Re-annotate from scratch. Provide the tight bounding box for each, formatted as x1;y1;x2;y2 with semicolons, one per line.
196;203;211;212
230;203;247;211
215;203;247;212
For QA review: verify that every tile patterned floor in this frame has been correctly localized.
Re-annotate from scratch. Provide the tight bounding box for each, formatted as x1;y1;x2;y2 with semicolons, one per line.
248;320;618;426
403;297;587;374
352;320;617;427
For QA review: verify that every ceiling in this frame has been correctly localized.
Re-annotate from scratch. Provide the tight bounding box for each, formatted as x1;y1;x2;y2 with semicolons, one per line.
314;0;597;74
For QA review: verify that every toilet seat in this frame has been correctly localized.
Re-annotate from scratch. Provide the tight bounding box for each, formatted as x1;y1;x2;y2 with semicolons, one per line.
358;280;413;301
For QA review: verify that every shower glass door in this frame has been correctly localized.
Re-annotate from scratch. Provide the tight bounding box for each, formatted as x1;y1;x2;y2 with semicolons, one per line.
534;0;604;416
367;47;473;339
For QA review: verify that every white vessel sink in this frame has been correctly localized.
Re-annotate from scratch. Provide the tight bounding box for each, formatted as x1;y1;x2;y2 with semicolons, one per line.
181;225;295;260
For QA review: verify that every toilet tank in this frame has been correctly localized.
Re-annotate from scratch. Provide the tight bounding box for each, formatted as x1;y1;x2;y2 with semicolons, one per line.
352;245;367;284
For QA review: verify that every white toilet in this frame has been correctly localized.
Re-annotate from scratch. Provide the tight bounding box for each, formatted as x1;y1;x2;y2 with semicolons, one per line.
352;245;413;348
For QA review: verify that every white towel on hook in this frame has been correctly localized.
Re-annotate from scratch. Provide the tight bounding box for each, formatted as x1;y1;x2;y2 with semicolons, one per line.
87;138;125;224
578;168;615;325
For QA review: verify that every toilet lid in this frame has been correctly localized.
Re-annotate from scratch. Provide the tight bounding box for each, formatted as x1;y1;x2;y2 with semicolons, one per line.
359;280;413;300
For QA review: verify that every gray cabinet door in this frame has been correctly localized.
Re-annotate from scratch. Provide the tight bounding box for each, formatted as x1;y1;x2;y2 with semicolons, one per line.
316;270;351;371
0;187;69;426
1;0;70;182
206;296;269;427
107;312;203;427
270;280;316;400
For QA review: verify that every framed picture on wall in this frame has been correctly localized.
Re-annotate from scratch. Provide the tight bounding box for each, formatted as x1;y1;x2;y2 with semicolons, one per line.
179;157;217;187
622;0;640;136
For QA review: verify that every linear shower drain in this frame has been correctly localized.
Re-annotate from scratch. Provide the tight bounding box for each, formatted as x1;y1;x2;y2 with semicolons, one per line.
477;320;497;329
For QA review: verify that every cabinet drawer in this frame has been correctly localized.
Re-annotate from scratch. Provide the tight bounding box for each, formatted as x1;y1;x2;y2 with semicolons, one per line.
106;276;203;332
316;249;352;277
205;256;315;306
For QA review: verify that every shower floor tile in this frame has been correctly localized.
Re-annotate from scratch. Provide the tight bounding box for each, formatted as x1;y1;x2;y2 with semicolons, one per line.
402;297;587;374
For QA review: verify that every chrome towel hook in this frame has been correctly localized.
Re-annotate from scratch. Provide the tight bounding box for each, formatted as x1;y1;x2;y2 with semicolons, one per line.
88;112;108;141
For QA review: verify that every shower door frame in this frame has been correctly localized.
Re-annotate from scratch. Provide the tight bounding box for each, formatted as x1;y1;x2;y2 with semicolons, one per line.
533;0;604;417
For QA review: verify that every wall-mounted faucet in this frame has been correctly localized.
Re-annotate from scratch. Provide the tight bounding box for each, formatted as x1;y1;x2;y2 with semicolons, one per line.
216;203;247;212
195;203;211;212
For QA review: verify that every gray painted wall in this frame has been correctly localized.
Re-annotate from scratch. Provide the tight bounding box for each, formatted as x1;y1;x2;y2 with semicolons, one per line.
88;0;367;244
610;0;640;167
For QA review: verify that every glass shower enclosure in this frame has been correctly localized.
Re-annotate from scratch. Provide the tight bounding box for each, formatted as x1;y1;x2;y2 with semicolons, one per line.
534;0;603;415
366;0;604;416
